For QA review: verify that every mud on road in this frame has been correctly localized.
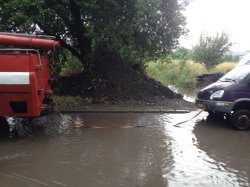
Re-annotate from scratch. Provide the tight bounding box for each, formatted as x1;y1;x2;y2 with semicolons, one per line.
0;111;250;187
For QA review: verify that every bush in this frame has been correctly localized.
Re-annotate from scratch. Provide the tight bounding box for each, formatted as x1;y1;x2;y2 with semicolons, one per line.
171;47;191;60
212;62;236;74
50;49;84;77
146;60;205;90
53;96;84;110
60;56;83;77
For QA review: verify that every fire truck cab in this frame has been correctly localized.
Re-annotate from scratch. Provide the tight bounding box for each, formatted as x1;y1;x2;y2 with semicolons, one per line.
0;33;60;130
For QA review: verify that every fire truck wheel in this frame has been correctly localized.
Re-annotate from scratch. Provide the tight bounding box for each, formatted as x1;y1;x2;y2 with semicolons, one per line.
0;117;9;135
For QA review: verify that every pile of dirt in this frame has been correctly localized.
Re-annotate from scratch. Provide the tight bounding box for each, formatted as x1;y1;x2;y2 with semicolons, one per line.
196;73;224;88
54;52;185;105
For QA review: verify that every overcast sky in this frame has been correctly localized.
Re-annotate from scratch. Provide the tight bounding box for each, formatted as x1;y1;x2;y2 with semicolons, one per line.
180;0;250;52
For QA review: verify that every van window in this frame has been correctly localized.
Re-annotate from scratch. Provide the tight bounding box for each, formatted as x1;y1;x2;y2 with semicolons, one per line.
237;54;250;67
221;66;250;81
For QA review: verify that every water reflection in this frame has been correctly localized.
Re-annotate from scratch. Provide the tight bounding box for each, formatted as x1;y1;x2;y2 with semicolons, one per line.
168;85;197;103
0;114;171;187
0;112;250;186
194;117;250;186
160;111;248;186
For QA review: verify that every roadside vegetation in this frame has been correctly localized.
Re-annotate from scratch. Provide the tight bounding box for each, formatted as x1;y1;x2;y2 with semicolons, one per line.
146;32;238;92
56;49;237;95
54;96;84;110
146;59;236;90
0;1;241;107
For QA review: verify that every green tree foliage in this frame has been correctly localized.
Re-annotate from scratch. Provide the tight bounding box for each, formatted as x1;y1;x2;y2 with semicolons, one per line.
192;32;232;69
172;47;190;60
0;0;188;69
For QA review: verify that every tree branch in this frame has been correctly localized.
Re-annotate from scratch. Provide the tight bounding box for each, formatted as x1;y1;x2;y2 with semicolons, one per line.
35;20;83;62
57;38;82;61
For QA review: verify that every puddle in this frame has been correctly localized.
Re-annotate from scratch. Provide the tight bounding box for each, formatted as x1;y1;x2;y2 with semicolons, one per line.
0;112;250;186
168;85;197;103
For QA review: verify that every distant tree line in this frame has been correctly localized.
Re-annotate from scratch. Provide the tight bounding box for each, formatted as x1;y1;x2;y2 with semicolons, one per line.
223;53;240;62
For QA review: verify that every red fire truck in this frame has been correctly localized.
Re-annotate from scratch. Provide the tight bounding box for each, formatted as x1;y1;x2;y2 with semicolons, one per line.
0;33;60;130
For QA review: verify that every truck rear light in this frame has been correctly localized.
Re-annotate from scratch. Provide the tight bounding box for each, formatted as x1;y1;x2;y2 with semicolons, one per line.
9;101;27;113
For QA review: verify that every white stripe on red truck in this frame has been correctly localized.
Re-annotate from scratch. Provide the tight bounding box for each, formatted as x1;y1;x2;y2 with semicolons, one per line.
0;72;30;85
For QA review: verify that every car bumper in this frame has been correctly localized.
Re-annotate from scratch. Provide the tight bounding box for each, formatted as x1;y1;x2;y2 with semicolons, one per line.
196;99;234;113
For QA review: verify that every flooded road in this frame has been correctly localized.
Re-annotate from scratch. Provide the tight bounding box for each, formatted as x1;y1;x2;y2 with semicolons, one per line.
0;111;250;187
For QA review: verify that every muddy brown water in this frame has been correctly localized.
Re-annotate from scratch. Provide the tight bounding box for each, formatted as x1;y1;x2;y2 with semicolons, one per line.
0;111;250;187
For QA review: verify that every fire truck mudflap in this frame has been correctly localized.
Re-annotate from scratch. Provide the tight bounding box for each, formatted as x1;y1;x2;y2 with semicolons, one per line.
0;33;60;118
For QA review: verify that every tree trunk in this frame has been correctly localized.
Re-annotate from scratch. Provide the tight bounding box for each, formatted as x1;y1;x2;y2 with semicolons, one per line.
69;0;92;66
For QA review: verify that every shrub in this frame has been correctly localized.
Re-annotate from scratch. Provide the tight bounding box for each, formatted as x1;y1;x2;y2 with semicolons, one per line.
146;60;205;90
53;96;84;110
212;62;236;74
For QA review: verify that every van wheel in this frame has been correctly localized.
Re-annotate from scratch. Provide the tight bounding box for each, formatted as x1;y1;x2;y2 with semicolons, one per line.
231;110;250;130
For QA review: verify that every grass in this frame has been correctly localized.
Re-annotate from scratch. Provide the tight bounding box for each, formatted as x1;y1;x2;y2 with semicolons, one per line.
53;96;84;110
212;61;236;74
146;60;237;91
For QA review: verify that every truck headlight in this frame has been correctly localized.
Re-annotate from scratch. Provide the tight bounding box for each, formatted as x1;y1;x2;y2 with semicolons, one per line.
210;90;224;100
